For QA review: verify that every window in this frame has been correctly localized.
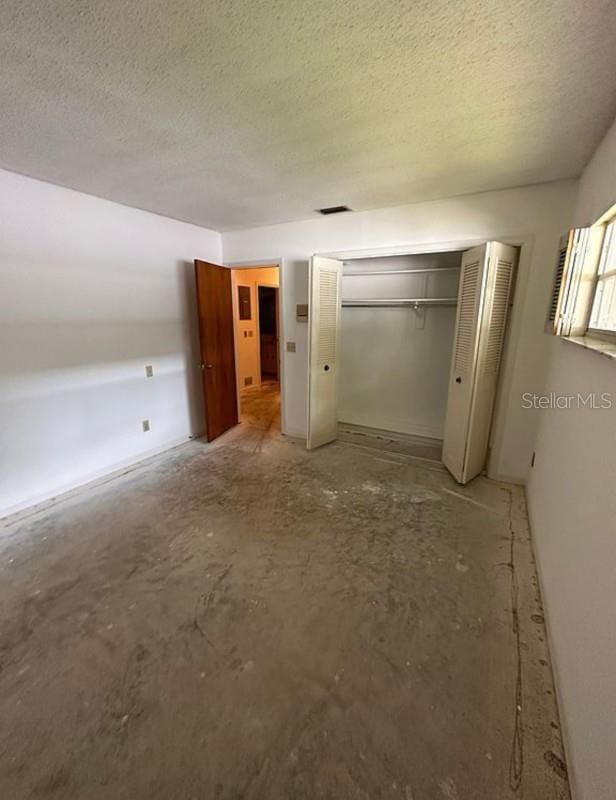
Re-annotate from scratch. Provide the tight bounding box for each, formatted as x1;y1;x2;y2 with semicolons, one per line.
546;206;615;344
588;218;616;335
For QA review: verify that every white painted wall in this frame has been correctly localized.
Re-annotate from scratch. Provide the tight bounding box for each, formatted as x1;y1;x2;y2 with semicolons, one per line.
339;253;460;439
527;118;616;800
231;266;279;388
222;181;577;477
0;169;221;516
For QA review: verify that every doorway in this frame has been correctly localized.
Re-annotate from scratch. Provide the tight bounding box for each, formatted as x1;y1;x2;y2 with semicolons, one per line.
258;286;279;382
230;265;281;433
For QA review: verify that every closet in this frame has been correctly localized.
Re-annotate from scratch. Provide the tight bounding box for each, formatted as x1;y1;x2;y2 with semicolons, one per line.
339;251;461;442
306;242;518;484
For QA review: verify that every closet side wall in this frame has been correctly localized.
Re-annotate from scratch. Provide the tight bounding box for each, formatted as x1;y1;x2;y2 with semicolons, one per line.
339;252;461;439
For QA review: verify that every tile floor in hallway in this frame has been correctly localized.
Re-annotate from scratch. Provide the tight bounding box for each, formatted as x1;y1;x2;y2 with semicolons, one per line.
240;380;280;433
0;413;570;799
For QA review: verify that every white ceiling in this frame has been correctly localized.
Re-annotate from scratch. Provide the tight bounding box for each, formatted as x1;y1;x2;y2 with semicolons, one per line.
1;1;616;231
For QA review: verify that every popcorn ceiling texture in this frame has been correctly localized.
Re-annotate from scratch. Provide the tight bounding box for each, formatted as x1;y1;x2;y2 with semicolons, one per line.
1;0;615;230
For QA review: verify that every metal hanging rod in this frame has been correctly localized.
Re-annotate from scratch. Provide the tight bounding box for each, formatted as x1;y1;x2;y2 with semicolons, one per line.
343;266;460;277
342;297;458;308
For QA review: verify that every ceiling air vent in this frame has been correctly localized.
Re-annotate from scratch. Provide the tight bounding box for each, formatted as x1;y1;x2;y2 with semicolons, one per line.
317;205;352;215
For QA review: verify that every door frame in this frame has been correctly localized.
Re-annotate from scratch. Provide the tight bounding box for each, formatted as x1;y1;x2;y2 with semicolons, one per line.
256;283;280;383
316;236;525;261
226;260;285;433
315;234;532;482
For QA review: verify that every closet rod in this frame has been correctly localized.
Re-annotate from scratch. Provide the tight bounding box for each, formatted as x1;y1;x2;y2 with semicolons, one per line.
343;266;460;277
342;297;457;307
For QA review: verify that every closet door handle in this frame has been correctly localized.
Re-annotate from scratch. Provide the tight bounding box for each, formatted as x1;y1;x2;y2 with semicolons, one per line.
455;376;462;384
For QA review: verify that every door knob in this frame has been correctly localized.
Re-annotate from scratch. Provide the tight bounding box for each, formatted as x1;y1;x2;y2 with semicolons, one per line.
206;363;214;369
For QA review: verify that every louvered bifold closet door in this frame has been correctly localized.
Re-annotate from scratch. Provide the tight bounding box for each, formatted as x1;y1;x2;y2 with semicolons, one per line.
443;242;518;484
442;245;488;482
306;256;343;449
462;242;517;482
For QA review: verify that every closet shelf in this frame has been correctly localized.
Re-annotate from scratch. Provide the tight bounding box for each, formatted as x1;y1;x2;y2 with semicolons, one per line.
342;297;458;307
343;267;460;277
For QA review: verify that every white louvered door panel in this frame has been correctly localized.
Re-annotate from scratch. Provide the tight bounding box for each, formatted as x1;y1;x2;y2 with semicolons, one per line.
463;243;516;482
443;242;518;484
442;245;488;482
307;256;343;449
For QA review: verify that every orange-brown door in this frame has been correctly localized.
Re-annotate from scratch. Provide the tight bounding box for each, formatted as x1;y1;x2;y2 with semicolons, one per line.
194;260;238;441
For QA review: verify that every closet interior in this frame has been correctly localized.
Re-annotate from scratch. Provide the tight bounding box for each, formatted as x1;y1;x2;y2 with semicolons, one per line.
338;251;463;448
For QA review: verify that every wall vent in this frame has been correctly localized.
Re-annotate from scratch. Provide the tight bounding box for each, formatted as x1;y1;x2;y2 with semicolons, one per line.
317;205;352;215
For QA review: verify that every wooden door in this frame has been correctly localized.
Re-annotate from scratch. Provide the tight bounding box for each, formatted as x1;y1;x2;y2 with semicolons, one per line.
194;260;238;441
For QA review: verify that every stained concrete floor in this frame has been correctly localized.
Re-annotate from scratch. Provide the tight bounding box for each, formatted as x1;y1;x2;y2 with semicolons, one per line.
0;404;570;799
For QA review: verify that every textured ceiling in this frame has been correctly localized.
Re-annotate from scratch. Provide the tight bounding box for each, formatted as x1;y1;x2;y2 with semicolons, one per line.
1;1;616;231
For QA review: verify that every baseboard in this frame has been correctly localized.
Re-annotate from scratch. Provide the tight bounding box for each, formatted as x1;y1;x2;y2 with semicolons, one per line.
0;434;194;521
485;470;525;485
281;427;306;441
338;421;442;448
524;488;579;800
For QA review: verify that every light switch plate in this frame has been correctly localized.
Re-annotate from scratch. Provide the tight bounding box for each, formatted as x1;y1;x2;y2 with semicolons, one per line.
145;365;154;377
142;419;151;432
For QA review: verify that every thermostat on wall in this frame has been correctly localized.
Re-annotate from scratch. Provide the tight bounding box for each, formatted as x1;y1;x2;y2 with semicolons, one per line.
296;304;308;322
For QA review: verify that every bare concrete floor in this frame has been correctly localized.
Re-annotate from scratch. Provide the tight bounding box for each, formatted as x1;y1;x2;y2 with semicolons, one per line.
0;420;569;799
